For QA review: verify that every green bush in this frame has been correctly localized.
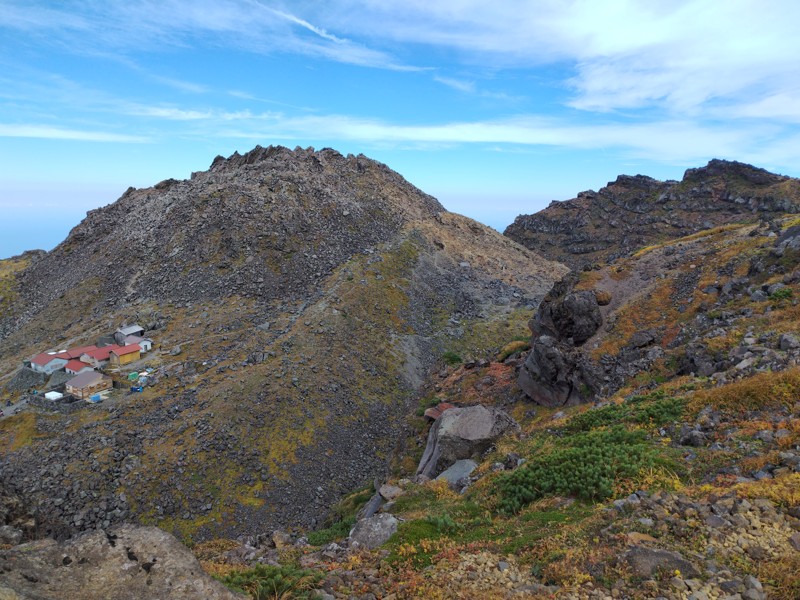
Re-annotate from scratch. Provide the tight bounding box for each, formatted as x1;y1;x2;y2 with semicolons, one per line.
426;512;461;534
497;427;656;514
770;287;793;300
307;515;355;546
565;393;685;433
442;351;462;365
218;564;323;599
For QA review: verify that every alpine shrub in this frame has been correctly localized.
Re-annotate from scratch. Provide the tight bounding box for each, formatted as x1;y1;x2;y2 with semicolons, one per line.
497;427;656;514
218;563;323;599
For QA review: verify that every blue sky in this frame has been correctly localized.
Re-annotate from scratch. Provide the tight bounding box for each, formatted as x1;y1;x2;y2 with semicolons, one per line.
2;1;800;258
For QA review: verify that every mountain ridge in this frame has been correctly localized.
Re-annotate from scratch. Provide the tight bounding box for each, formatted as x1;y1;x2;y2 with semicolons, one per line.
505;158;800;270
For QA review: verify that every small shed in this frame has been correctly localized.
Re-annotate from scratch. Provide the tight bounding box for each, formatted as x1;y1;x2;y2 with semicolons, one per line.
124;335;153;353
116;324;145;339
109;345;141;367
44;391;64;401
66;371;113;400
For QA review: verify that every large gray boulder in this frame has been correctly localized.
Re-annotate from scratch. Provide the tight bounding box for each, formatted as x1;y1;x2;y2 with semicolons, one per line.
0;524;243;600
416;405;518;478
348;514;398;549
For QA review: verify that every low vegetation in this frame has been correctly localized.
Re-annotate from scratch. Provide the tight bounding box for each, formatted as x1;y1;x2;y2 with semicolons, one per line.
217;564;324;600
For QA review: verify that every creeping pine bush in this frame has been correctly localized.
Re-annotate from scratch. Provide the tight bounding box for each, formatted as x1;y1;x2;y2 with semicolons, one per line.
566;392;685;432
442;351;463;365
219;564;323;599
497;427;656;514
307;516;356;546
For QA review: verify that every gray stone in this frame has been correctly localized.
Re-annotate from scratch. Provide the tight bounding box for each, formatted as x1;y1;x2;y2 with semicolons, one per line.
779;333;800;350
680;430;707;447
622;546;700;578
789;532;800;551
670;577;687;591
704;514;727;528
169;345;182;356
754;430;774;443
0;525;23;545
631;330;656;348
416;405;518;478
348;514;398;550
378;484;404;501
744;575;763;591
436;459;478;485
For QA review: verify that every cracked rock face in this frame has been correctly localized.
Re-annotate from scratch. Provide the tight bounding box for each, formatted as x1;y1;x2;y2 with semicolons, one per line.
0;524;242;600
519;274;603;407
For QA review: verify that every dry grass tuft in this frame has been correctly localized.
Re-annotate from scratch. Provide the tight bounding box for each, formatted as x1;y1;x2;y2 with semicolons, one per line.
689;367;800;414
758;554;800;600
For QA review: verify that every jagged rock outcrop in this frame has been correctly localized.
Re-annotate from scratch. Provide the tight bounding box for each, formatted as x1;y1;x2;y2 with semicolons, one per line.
505;159;800;270
519;274;604;407
417;405;519;478
0;524;242;600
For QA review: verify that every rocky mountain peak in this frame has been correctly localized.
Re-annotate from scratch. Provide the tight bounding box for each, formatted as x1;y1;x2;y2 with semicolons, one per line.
1;145;447;340
683;158;788;185
505;159;800;270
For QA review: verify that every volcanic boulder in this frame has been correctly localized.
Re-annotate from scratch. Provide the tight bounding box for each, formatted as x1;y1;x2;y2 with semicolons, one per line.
519;274;603;407
416;405;519;478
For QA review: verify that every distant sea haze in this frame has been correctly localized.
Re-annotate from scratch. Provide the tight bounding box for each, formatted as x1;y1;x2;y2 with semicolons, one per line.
1;212;76;259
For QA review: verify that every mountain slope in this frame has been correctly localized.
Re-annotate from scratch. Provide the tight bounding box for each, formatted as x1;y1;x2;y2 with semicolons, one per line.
0;146;566;542
505;159;800;270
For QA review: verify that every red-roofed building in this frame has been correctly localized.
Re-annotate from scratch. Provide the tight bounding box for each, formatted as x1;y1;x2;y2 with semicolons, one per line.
63;345;98;359
80;345;123;369
109;344;141;367
30;352;69;374
65;360;94;376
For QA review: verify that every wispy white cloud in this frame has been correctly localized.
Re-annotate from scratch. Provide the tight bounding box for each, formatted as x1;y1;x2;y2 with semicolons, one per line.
0;0;422;71
0;124;148;142
208;112;788;165
306;1;800;116
434;76;475;94
124;104;279;121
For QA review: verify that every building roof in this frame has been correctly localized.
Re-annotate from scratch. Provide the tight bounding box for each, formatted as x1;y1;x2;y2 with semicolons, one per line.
64;345;98;359
82;345;122;361
111;344;141;357
124;335;143;344
65;359;93;373
117;325;145;336
31;352;67;367
66;371;109;389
